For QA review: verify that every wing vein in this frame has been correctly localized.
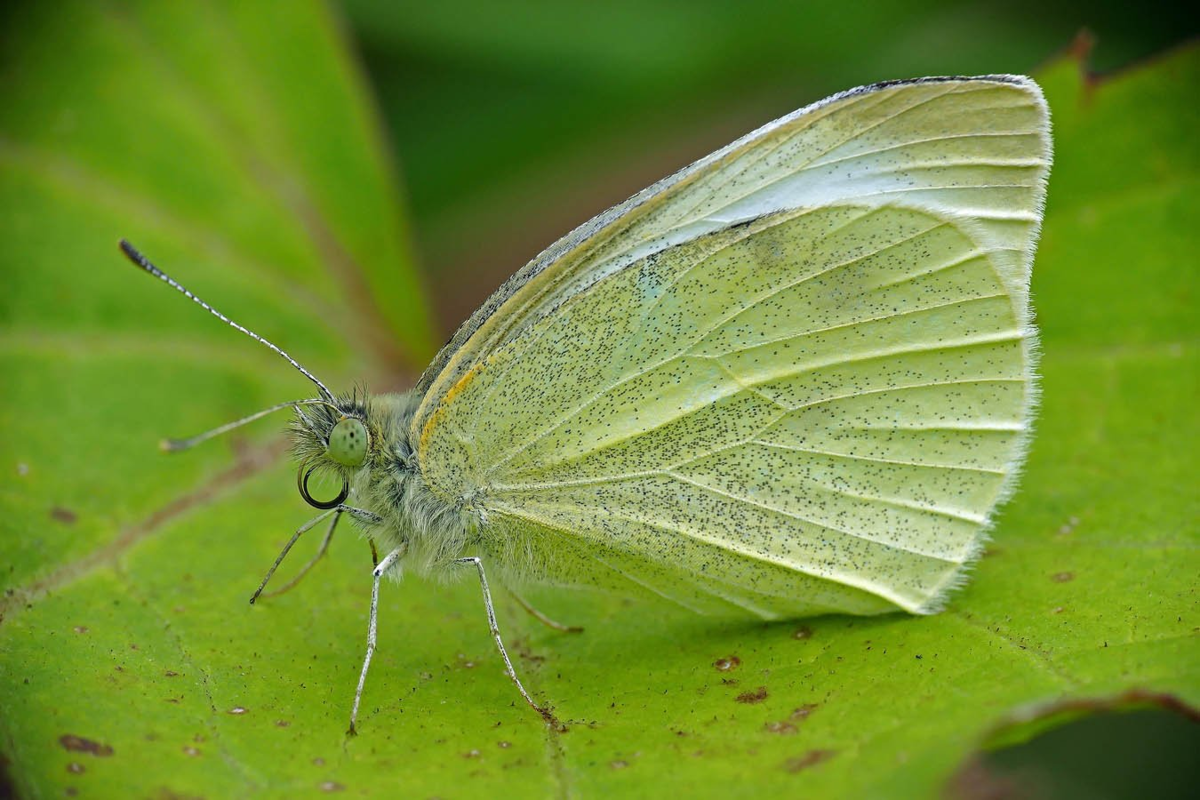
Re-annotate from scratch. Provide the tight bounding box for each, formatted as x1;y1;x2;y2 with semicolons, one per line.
705;291;1005;358
670;84;964;225
491;499;946;610
665;471;967;561
483;209;944;479
751;440;1007;474
781;376;1027;413
806;130;1043;169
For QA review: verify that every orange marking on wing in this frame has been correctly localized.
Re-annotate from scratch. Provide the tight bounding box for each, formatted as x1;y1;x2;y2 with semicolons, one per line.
419;363;482;455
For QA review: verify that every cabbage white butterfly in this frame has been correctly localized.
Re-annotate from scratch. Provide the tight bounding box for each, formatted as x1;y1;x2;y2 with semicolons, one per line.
121;75;1050;733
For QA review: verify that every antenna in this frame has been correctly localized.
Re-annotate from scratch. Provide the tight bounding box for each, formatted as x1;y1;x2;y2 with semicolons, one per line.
119;240;334;401
159;398;337;452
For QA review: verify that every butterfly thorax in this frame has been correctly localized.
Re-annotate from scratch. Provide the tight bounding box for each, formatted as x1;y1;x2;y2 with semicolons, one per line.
289;390;475;577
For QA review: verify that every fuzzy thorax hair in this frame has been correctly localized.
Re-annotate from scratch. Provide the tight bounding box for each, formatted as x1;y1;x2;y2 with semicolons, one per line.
288;389;477;579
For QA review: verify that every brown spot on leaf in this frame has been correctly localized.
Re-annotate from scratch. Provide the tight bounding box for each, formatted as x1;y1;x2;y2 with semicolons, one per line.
784;749;835;773
765;721;797;735
73;626;88;634
59;735;113;757
181;747;200;757
66;762;84;774
792;626;813;640
713;656;741;672
610;760;629;770
1052;572;1075;583
497;741;511;749
736;686;769;704
790;704;818;721
510;638;547;666
50;507;78;524
463;749;481;759
319;782;345;793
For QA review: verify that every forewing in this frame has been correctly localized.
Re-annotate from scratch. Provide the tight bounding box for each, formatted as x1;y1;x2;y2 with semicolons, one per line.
421;203;1036;615
412;76;1049;438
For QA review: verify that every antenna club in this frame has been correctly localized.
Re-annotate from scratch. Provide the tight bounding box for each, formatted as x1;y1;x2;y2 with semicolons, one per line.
119;239;152;272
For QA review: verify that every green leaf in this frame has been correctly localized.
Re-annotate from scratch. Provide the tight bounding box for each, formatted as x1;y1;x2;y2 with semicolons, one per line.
1;6;1196;798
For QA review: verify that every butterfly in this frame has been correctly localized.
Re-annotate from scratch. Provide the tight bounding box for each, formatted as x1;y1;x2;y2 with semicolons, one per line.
122;74;1051;733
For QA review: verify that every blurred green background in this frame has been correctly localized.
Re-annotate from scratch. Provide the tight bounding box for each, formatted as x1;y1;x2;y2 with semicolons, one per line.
337;0;1195;332
0;1;1195;798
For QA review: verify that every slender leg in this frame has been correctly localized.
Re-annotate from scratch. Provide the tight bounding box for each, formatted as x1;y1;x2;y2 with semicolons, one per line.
508;588;583;634
249;508;338;604
348;544;406;736
254;510;341;602
248;504;382;605
455;557;564;730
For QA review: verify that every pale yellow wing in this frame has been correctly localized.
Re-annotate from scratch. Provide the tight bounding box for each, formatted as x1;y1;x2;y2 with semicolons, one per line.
413;77;1050;618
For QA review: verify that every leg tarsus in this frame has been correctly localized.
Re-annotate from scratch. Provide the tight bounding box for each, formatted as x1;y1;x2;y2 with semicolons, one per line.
455;557;566;731
250;508;339;604
347;545;406;736
249;499;381;605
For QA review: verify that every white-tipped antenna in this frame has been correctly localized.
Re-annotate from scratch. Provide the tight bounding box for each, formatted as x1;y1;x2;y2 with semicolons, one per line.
160;398;335;452
119;239;335;402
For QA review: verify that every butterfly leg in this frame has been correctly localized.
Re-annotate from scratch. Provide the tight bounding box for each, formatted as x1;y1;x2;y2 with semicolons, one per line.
455;557;564;730
249;503;383;605
249;507;340;604
508;588;583;633
348;543;406;736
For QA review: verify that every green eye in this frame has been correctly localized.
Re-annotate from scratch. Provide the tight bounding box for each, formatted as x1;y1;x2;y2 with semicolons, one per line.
327;418;368;467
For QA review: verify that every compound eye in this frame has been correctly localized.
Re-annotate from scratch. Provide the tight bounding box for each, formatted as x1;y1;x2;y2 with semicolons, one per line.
326;417;368;467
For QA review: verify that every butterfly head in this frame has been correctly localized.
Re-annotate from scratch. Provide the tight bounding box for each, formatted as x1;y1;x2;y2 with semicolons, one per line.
289;390;382;510
115;242;393;512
